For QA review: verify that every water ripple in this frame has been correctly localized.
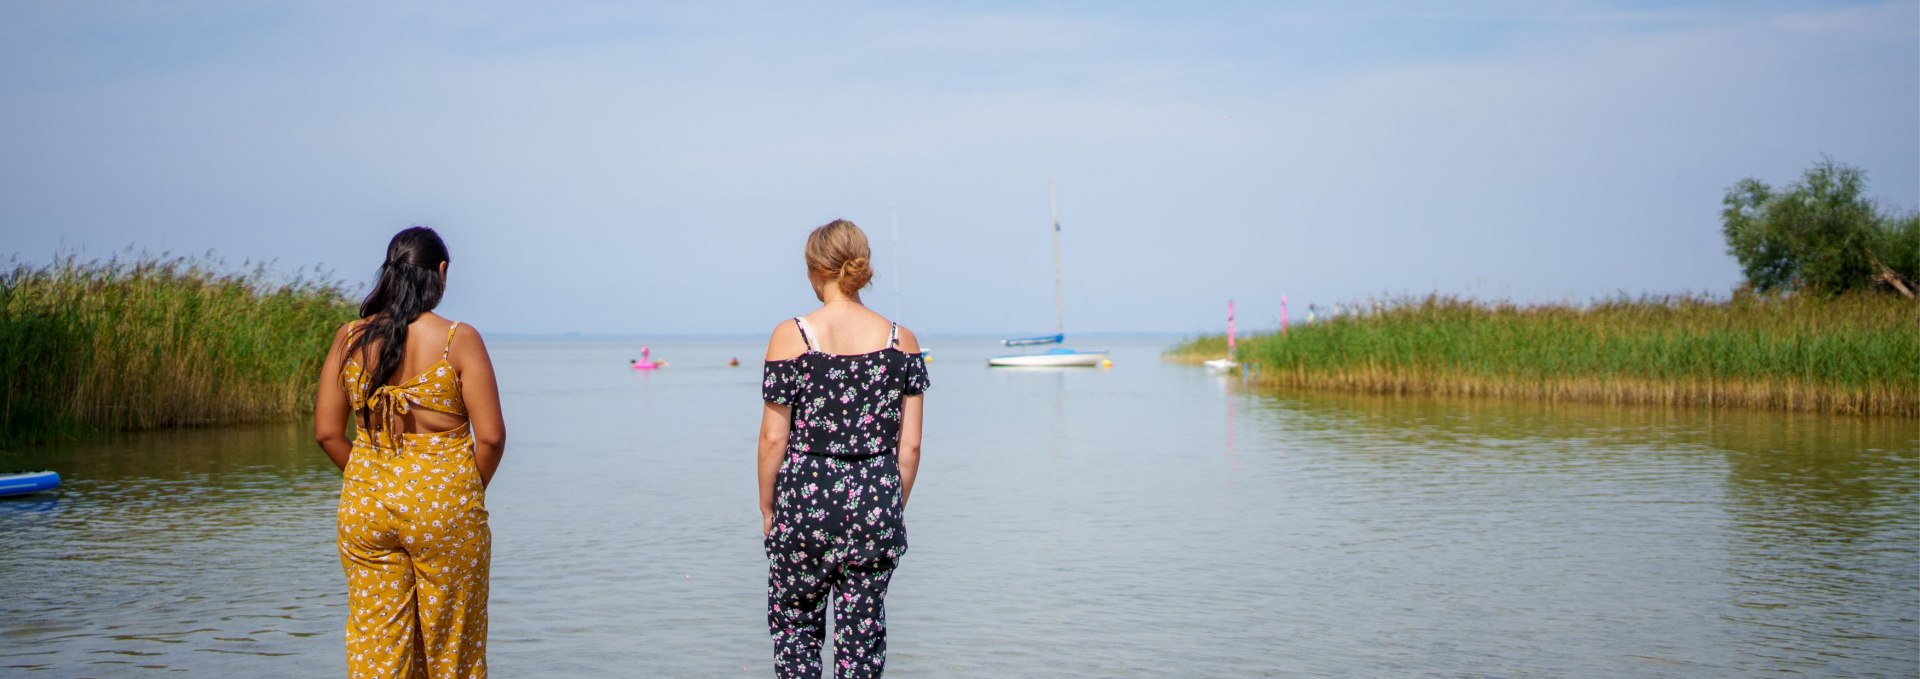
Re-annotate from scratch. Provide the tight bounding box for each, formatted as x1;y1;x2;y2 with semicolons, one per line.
1;339;1914;676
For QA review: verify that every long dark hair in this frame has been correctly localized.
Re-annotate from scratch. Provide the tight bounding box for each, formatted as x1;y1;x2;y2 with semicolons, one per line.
346;226;451;426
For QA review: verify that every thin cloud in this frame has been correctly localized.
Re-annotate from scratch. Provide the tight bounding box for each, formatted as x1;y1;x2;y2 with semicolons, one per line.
0;1;1911;334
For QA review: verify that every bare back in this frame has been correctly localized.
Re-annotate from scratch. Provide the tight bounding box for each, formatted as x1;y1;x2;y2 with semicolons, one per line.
350;313;468;433
768;304;894;360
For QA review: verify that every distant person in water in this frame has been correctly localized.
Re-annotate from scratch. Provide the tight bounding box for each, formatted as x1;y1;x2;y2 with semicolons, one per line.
759;219;929;678
313;226;505;679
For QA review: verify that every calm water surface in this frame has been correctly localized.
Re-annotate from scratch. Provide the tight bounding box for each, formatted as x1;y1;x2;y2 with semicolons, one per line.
2;336;1915;677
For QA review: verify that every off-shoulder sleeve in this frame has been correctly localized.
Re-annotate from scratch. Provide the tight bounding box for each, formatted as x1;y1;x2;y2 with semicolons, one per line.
762;360;802;405
902;353;930;396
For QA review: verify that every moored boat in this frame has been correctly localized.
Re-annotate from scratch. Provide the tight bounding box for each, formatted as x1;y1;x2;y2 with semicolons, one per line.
989;348;1110;368
989;179;1110;368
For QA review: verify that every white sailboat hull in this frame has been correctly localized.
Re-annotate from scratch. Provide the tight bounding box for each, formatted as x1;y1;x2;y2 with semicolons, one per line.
1203;358;1238;371
988;351;1109;368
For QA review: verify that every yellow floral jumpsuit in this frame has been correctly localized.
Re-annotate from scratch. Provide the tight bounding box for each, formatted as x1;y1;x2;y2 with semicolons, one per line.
338;322;490;679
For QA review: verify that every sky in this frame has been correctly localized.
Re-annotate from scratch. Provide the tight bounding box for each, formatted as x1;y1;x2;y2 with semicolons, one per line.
2;1;1914;336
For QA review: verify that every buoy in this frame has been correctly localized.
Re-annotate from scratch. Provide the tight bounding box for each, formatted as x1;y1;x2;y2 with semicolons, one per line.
1101;359;1113;368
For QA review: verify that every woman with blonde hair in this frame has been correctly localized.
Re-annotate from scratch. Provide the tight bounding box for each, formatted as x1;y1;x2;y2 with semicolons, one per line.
314;226;505;678
759;219;928;678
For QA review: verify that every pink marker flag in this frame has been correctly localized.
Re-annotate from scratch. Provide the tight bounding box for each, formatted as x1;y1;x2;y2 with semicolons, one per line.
1227;299;1237;359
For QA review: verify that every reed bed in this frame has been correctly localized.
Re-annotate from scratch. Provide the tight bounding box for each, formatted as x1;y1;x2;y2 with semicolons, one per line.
1;254;357;448
1168;293;1920;417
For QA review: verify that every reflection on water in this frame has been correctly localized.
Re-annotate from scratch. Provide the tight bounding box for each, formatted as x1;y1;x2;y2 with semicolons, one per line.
0;423;340;676
1;337;1914;677
1244;391;1917;676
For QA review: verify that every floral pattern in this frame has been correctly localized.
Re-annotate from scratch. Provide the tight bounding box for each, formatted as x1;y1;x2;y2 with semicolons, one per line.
339;427;491;679
762;320;928;678
336;319;489;678
341;322;468;446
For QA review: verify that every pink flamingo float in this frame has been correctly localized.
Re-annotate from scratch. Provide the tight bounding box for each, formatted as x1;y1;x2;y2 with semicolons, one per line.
630;346;666;370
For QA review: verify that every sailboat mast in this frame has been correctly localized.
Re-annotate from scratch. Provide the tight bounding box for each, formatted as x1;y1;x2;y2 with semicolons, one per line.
1051;178;1064;337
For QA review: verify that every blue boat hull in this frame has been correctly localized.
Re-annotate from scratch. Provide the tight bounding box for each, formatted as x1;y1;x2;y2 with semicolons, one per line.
0;471;60;497
987;347;1110;367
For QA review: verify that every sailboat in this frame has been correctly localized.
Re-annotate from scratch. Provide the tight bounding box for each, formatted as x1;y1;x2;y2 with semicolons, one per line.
1203;299;1237;371
989;180;1110;368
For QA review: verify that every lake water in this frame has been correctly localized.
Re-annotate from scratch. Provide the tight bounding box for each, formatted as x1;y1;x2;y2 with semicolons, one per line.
2;336;1916;677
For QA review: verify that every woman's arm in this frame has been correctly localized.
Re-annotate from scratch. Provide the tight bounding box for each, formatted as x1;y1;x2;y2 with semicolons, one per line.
758;402;791;535
760;320;807;534
452;325;507;488
895;326;924;506
313;323;355;470
898;397;922;506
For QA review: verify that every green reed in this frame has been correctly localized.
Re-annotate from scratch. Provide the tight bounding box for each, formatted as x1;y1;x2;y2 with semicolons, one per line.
1;253;357;448
1168;293;1920;417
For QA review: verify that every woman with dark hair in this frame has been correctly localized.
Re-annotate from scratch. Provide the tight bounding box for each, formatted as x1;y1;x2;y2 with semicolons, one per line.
315;226;505;678
760;219;928;678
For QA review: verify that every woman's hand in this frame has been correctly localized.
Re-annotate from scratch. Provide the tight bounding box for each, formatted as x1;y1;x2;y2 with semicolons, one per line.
762;509;774;536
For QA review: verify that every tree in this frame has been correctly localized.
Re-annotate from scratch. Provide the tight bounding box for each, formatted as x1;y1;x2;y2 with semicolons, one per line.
1722;159;1917;298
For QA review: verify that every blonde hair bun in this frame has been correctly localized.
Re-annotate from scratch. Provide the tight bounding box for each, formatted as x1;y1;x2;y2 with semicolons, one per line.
805;220;875;295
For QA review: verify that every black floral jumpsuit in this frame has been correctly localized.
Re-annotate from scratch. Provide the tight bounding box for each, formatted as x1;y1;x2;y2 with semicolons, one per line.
762;318;929;679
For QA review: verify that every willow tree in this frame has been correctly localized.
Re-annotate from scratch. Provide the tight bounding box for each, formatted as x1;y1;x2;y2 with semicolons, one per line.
1723;159;1918;298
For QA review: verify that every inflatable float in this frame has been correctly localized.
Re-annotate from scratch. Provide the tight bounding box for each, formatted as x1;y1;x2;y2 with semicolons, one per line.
630;346;665;370
0;471;60;497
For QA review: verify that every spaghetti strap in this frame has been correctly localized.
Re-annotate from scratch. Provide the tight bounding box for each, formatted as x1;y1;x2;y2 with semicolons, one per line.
442;321;461;359
889;323;899;348
793;318;816;352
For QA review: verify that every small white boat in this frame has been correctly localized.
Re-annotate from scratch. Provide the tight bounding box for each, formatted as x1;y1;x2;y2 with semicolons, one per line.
989;347;1109;368
1204;299;1238;371
990;180;1109;369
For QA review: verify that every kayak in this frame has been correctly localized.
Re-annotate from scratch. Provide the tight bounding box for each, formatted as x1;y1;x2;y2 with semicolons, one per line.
0;471;60;497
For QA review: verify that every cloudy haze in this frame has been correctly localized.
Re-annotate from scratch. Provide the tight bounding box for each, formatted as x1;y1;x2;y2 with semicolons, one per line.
2;1;1914;335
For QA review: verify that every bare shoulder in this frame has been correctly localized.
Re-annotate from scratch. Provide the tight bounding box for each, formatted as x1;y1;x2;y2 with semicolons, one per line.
451;321;487;346
332;320;356;345
417;312;456;336
894;324;921;353
765;318;807;361
321;322;356;368
448;321;492;366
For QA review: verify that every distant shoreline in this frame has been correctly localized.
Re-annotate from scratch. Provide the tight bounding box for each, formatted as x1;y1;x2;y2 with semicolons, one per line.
1165;293;1919;417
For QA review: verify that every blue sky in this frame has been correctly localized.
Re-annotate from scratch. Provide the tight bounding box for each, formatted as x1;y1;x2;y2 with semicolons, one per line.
2;1;1914;335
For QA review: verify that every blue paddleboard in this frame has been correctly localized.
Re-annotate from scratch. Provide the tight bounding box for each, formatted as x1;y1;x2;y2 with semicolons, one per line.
0;471;60;497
